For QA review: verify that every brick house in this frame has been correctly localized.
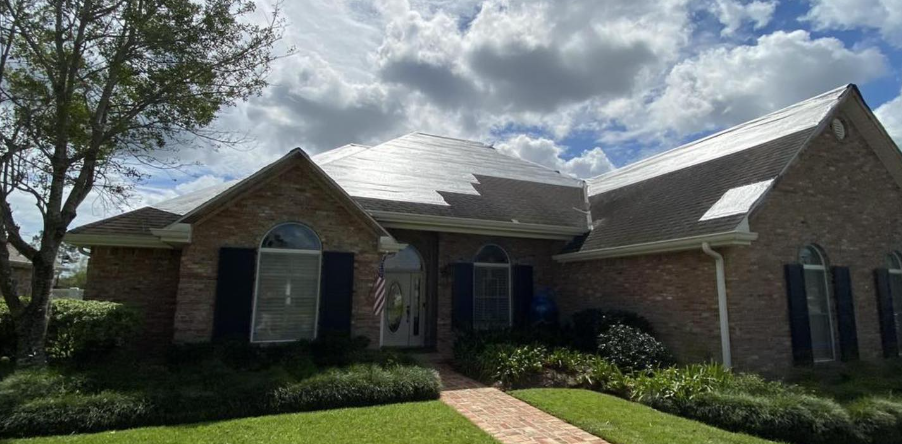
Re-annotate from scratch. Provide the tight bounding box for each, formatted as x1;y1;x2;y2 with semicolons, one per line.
67;84;902;375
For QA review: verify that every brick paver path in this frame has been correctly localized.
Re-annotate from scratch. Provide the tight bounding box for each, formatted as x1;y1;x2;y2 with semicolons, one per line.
431;362;609;444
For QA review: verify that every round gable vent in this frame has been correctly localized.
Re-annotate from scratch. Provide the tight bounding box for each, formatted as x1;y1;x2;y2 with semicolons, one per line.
832;118;846;140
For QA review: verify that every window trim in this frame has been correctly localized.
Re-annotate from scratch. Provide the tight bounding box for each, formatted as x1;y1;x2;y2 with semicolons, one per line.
473;244;512;329
800;245;837;363
889;251;902;275
250;222;323;344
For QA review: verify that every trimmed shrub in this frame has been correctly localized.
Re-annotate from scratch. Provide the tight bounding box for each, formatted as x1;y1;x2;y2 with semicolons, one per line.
596;324;673;372
0;299;140;363
571;309;654;351
676;390;862;444
270;364;440;412
848;397;902;444
0;361;439;438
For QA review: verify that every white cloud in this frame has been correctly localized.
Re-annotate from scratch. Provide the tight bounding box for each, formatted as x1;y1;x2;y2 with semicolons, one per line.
496;134;615;178
712;0;778;35
639;30;888;138
804;0;902;47
875;89;902;148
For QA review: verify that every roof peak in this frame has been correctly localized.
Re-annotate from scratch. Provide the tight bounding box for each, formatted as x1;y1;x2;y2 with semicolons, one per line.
587;84;853;196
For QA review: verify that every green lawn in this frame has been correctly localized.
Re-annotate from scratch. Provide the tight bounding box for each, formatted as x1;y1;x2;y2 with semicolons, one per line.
7;401;496;444
512;388;780;444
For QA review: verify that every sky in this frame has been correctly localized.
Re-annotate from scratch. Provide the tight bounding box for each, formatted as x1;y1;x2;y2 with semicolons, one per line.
10;0;902;237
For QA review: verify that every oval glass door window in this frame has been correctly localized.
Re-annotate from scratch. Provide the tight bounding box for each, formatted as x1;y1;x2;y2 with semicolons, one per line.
386;282;404;333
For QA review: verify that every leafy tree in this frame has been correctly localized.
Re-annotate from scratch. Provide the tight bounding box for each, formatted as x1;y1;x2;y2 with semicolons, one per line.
0;0;284;366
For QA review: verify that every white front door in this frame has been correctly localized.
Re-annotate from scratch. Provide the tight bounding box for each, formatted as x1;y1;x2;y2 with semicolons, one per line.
382;271;425;347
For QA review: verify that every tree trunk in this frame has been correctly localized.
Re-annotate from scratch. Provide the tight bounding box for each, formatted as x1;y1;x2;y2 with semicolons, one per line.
14;263;55;367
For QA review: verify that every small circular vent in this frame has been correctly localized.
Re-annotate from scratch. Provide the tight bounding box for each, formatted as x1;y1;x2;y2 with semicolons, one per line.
832;118;846;140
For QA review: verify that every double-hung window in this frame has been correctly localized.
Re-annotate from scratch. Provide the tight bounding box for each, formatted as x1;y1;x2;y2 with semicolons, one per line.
800;245;836;362
473;244;511;330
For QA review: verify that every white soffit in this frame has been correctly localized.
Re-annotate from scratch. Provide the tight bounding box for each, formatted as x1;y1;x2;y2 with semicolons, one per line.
699;179;774;221
587;85;849;196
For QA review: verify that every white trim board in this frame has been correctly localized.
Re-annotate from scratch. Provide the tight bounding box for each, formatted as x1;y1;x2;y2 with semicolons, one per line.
553;231;758;263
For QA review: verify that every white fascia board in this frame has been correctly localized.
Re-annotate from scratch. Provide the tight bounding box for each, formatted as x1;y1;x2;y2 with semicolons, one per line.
369;211;588;240
64;233;174;249
553;231;758;263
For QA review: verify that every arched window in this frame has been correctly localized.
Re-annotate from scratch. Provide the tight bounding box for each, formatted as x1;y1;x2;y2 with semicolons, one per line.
251;223;322;343
887;251;902;341
800;245;836;362
473;244;511;329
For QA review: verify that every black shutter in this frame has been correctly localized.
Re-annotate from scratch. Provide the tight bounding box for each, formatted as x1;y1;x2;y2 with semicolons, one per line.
831;266;859;361
452;263;474;331
875;268;899;358
512;265;534;329
213;247;257;341
785;263;814;366
318;252;355;336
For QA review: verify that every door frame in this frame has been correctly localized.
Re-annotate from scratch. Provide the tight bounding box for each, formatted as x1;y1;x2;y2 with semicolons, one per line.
379;245;428;348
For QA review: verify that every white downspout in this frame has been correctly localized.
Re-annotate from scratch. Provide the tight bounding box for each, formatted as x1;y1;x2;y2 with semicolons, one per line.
702;242;732;368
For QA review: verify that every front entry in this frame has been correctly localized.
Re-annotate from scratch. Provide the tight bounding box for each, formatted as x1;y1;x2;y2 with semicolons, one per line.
382;246;426;347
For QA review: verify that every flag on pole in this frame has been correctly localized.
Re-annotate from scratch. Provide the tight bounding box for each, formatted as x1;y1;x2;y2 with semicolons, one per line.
372;255;387;315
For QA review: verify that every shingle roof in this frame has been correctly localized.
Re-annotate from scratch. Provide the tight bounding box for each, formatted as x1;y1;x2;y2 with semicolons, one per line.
68;134;587;239
7;244;31;268
565;129;812;253
315;133;586;228
563;84;851;255
68;207;180;236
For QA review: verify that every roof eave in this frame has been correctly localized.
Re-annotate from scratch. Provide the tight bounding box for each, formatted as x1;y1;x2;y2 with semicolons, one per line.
369;210;587;240
553;230;758;263
64;233;174;249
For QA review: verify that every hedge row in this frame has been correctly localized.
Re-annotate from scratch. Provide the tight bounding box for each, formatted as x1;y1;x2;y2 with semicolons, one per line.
0;364;440;438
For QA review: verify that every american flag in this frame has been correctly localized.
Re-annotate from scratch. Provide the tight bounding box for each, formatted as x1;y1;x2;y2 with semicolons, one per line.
372;255;387;315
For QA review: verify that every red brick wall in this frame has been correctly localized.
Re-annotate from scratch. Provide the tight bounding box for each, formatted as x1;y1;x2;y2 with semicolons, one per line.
556;107;902;375
434;233;565;353
172;160;383;345
555;251;723;363
728;109;902;374
84;247;182;352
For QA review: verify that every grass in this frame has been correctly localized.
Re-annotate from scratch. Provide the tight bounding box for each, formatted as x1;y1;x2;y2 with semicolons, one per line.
512;388;780;444
6;401;496;444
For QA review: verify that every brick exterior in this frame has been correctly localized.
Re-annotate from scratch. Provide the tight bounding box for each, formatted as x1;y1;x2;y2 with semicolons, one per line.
727;109;902;374
556;107;902;375
434;233;564;353
555;251;723;363
171;160;383;345
84;247;182;352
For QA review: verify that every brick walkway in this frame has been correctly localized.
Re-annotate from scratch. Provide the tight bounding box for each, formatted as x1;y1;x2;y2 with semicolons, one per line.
431;362;609;444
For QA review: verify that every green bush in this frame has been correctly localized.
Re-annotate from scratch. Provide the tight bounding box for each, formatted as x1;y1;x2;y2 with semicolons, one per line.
629;363;733;407
676;389;862;444
848;397;902;444
596;324;673;372
270;364;440;412
0;360;438;438
571;309;654;351
0;299;140;362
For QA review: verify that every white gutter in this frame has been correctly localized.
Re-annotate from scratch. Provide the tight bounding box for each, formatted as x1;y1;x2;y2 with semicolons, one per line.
702;242;732;369
553;230;758;263
369;211;587;240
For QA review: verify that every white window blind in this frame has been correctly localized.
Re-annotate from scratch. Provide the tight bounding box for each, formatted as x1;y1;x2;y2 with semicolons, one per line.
252;251;320;342
474;265;510;329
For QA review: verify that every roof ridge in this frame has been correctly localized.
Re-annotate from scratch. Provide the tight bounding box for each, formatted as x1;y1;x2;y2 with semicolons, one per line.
586;84;851;194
